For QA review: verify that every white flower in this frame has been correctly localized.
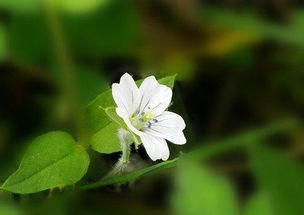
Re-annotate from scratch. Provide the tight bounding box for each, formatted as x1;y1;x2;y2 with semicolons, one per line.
112;73;186;161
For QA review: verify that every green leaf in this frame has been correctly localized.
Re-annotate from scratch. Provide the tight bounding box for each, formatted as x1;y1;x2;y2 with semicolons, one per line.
104;107;128;129
87;74;177;153
244;192;274;215
249;145;304;215
1;132;90;194
171;158;239;215
91;122;121;154
82;158;178;190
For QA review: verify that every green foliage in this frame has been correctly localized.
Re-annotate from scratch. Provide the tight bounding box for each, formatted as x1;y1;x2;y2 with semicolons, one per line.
8;0;139;66
0;0;40;13
1;132;89;194
202;8;304;47
87;74;176;154
53;0;109;14
51;65;109;106
84;118;299;189
244;192;274;215
172;158;239;215
0;24;6;61
190;118;298;160
91;122;122;154
0;203;20;215
249;145;304;215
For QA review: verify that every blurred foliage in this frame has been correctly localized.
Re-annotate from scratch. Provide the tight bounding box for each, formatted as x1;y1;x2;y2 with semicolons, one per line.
1;0;304;214
249;145;304;215
244;192;274;215
0;24;6;61
172;158;239;215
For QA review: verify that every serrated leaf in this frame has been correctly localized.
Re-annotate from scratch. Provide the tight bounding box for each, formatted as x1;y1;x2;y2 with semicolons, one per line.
249;145;304;215
87;74;176;153
1;132;90;194
172;158;239;215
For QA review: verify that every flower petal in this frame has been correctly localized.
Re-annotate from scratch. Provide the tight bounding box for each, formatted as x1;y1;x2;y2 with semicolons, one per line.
139;77;172;116
139;76;159;110
154;111;186;130
112;73;141;116
143;111;186;145
141;133;169;161
116;107;143;136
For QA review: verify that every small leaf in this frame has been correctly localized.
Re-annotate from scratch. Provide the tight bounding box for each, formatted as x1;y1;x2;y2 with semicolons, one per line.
171;158;239;215
1;132;90;194
244;192;274;215
87;74;176;153
104;107;128;130
91;122;121;154
249;145;304;215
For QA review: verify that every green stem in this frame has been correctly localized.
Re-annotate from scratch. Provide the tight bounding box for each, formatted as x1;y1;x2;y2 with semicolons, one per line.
82;117;298;190
104;129;132;178
43;0;88;147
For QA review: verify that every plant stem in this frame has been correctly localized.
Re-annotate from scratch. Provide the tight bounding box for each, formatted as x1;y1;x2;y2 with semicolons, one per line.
104;129;132;178
43;0;88;147
82;117;299;189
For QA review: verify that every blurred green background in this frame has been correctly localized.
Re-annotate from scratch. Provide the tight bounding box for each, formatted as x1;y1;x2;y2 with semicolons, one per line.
1;0;304;214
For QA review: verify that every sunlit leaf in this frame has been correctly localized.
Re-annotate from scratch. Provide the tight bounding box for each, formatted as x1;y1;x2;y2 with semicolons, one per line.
1;132;90;194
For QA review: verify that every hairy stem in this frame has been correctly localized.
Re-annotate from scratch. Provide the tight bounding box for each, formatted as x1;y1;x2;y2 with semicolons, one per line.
105;129;132;178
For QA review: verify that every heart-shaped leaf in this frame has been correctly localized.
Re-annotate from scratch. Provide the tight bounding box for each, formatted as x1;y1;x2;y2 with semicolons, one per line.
1;131;90;194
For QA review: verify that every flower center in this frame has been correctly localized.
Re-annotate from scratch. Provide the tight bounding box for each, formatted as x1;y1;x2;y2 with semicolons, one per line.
130;109;155;131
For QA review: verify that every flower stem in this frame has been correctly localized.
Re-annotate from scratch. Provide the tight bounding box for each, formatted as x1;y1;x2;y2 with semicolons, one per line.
105;129;132;178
